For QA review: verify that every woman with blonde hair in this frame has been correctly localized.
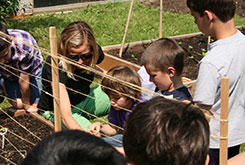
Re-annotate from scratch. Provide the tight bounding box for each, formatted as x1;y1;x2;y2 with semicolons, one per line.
38;21;110;131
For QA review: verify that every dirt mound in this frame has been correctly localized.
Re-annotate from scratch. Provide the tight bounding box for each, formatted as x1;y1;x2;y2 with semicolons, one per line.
139;0;245;18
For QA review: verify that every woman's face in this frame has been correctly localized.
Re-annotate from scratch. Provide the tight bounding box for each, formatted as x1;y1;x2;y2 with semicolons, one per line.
68;43;92;66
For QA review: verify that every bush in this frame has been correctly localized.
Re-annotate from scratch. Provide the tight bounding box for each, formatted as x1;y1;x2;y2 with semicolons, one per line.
0;0;23;22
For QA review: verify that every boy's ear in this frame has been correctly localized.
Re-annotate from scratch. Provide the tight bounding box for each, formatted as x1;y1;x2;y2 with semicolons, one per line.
167;67;176;78
204;10;214;22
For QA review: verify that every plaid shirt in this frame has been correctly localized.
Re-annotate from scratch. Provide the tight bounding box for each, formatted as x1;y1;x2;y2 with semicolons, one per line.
0;29;43;81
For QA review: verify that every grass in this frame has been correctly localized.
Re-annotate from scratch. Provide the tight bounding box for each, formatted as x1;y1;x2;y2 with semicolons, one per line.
1;0;245;152
4;1;245;58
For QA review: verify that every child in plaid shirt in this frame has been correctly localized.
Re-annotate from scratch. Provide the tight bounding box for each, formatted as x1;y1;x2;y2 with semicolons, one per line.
0;22;43;112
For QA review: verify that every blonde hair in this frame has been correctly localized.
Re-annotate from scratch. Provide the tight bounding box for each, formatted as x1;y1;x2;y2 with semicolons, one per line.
101;65;141;102
58;21;98;79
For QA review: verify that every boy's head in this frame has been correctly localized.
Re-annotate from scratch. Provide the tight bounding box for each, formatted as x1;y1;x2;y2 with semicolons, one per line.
0;22;11;63
123;96;210;165
23;130;127;165
102;65;141;108
187;0;235;23
141;38;185;91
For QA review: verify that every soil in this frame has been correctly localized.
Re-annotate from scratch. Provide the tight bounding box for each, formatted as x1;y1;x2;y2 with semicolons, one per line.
107;28;245;80
139;0;245;18
108;34;207;80
0;114;54;164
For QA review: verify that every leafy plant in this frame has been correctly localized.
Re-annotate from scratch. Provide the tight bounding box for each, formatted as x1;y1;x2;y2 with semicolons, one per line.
130;54;138;61
198;48;207;57
0;0;24;22
130;54;135;58
188;45;193;50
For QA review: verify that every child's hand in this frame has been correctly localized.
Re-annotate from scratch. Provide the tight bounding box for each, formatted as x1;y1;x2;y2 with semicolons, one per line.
87;122;102;137
26;106;38;113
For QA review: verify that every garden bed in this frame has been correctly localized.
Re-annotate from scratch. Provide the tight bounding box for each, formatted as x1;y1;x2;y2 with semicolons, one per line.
0;113;54;164
101;27;245;80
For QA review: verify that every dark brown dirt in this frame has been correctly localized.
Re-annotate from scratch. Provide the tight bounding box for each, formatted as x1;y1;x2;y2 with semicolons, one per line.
139;0;245;18
108;28;245;80
0;114;54;164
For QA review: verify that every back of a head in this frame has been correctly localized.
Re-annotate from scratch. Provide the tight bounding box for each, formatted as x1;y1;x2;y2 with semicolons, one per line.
141;38;185;76
0;22;11;52
22;130;126;165
186;0;235;22
123;96;210;165
101;65;141;100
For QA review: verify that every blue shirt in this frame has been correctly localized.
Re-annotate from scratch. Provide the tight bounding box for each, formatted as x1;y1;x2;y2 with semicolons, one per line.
155;86;192;101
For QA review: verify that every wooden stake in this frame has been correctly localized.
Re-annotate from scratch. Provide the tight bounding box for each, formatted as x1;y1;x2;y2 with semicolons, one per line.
159;0;163;38
119;0;134;58
49;27;61;132
220;77;229;165
207;36;211;51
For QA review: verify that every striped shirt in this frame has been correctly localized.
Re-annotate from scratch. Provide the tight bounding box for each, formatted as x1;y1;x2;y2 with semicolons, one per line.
0;29;43;81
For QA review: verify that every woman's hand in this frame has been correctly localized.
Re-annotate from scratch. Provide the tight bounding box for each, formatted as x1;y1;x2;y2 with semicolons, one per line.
87;122;102;137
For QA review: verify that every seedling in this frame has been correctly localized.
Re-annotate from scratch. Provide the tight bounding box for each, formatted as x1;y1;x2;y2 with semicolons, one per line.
188;45;193;50
130;54;138;61
130;54;135;58
198;48;207;57
0;127;8;149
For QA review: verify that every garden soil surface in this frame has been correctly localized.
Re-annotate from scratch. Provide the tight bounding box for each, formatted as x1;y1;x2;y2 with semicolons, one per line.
108;28;245;80
0;114;54;164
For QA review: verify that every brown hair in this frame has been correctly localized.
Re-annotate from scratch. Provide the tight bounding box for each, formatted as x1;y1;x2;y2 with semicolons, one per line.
58;21;98;78
101;65;141;102
0;22;11;53
187;0;235;22
123;96;210;165
141;38;185;76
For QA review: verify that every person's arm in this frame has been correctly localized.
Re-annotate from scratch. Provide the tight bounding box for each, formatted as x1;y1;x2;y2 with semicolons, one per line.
86;122;102;137
100;124;117;136
58;83;84;131
94;65;107;74
228;152;245;165
114;147;125;156
19;72;31;110
87;122;117;136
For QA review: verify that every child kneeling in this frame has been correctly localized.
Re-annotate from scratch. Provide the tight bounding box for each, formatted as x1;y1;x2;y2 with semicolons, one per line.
87;65;146;147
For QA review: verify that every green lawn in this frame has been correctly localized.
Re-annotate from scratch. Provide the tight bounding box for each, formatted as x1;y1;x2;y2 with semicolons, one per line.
1;0;245;152
4;1;245;60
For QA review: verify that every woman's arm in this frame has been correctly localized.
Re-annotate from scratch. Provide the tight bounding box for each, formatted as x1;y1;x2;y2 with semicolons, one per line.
87;122;117;136
58;83;84;131
228;152;245;165
94;65;107;74
100;124;117;136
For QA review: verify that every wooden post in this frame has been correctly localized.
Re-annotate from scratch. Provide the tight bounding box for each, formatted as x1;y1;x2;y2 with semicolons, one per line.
119;0;134;58
220;77;229;165
159;0;163;38
49;27;61;132
207;36;211;51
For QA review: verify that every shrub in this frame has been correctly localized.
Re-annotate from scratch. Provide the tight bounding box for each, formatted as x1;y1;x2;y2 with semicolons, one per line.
0;0;24;22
